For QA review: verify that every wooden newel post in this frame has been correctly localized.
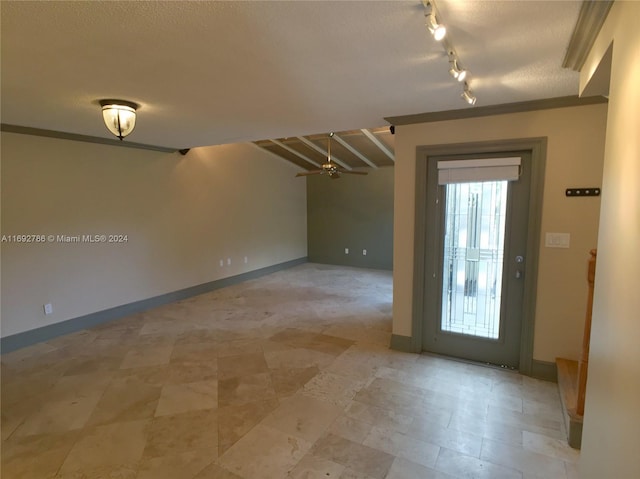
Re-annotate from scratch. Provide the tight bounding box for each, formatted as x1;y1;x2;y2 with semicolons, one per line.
576;249;597;416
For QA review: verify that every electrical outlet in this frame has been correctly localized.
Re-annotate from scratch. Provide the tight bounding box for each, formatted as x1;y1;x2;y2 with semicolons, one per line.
219;259;224;267
43;303;53;315
345;248;349;254
362;249;367;256
244;256;248;264
227;258;231;266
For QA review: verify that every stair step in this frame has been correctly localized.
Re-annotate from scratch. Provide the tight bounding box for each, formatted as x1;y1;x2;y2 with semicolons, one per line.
556;357;583;449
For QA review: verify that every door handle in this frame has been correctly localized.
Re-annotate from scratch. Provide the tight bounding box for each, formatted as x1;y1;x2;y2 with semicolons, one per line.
515;256;524;279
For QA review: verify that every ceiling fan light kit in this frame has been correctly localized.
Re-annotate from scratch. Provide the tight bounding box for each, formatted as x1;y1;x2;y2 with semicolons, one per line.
422;0;476;106
295;132;368;180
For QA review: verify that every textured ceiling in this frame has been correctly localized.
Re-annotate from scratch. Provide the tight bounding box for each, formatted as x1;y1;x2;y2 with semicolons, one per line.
1;1;582;150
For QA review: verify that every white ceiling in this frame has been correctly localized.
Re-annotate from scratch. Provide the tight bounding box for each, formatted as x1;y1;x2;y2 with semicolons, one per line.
1;1;582;150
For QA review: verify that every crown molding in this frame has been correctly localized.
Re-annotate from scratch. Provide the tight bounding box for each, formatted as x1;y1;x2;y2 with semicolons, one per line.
563;0;614;71
0;124;178;153
384;95;608;126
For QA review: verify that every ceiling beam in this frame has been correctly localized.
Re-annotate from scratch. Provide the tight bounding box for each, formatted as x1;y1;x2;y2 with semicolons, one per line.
269;139;321;168
332;134;378;169
296;136;351;170
360;129;394;162
251;142;307;170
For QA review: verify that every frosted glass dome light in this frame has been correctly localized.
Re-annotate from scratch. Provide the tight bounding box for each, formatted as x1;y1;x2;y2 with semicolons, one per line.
99;99;138;140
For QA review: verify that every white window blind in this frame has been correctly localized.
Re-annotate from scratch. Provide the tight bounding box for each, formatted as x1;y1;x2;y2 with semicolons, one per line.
437;157;521;184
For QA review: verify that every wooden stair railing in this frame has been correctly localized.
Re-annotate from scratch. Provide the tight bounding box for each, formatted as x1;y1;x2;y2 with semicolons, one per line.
556;248;597;449
576;249;597;416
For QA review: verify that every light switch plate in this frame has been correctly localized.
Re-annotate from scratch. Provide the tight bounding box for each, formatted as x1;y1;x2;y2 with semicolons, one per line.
545;232;570;248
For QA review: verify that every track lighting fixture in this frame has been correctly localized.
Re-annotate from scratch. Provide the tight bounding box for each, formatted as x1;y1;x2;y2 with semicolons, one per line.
421;0;476;106
426;13;446;41
461;84;477;105
99;99;138;140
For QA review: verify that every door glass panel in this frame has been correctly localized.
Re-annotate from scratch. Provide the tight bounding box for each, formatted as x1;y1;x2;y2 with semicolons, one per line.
441;181;508;339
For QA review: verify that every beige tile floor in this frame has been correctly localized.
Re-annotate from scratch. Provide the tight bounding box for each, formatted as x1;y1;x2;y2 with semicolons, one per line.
1;263;578;478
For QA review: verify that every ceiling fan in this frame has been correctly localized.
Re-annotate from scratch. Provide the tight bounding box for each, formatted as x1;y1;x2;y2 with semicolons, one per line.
296;132;368;179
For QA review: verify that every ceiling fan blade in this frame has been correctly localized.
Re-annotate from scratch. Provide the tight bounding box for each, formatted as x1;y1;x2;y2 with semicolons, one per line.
339;170;368;175
296;170;323;177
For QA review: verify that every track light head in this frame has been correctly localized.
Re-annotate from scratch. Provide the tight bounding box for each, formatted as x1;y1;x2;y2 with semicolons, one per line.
448;59;467;82
426;14;446;41
461;84;477;105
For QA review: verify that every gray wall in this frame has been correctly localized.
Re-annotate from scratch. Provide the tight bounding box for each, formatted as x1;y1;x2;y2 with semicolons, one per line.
307;166;393;270
1;132;307;338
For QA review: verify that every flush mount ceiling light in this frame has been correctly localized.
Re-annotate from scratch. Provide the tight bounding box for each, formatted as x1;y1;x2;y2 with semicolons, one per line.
461;84;477;105
99;99;138;140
